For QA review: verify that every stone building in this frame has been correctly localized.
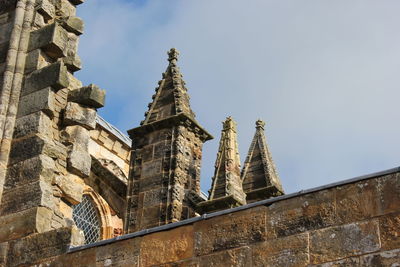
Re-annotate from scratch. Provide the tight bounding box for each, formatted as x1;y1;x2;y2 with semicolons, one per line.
0;0;399;266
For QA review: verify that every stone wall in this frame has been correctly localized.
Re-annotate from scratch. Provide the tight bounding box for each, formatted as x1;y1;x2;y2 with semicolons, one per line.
0;0;106;265
89;120;130;177
35;169;400;266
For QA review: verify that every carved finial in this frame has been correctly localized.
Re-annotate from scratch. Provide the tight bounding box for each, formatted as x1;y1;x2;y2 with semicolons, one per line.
168;48;180;62
223;116;236;131
256;119;265;129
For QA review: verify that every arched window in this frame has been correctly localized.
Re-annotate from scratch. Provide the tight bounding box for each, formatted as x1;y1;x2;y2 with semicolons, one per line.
72;194;102;244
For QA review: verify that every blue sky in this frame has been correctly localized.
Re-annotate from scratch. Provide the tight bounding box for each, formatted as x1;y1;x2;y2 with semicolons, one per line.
76;0;400;194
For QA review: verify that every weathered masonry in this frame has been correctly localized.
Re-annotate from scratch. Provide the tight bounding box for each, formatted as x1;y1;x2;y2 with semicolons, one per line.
22;169;400;266
0;0;399;266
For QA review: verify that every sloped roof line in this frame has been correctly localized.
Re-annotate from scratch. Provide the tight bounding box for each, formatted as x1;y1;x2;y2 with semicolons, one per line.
96;115;132;147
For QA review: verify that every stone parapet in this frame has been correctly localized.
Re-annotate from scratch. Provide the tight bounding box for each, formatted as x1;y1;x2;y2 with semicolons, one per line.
40;168;400;266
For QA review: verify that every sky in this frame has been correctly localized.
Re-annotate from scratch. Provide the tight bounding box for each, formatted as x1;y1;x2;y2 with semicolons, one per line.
76;0;400;194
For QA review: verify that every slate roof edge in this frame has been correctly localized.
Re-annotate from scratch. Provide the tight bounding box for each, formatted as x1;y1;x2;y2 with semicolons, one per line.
96;115;132;147
68;166;400;253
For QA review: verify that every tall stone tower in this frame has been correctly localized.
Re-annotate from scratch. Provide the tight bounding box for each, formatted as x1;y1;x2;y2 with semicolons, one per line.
241;120;284;203
124;48;213;233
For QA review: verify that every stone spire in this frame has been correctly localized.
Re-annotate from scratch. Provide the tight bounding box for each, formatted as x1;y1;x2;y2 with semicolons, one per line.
141;48;195;125
197;117;246;213
125;49;213;233
241;120;284;203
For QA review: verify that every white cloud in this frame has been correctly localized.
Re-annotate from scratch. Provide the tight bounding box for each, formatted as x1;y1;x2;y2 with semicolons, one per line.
77;0;400;193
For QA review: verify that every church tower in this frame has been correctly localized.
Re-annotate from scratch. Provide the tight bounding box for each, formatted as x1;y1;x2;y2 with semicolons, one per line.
124;48;213;233
241;120;284;203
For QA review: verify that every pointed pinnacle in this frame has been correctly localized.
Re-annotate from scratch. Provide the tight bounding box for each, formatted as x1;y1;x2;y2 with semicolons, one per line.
256;119;265;129
168;48;180;62
223;116;236;130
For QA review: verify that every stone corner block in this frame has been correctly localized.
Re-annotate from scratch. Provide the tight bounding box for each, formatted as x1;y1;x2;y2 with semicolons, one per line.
68;84;105;108
67;148;91;178
60;125;89;150
36;0;55;21
13;111;52;139
23;61;69;95
54;174;84;204
64;54;81;72
28;22;68;59
0;207;53;243
62;16;84;35
17;87;55;118
9;135;67;165
64;102;96;129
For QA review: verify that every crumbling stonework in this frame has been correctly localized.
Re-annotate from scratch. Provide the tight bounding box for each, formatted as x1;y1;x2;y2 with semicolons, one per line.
0;0;114;265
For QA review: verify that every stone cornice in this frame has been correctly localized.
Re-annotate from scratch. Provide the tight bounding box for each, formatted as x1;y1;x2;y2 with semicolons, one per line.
128;113;213;143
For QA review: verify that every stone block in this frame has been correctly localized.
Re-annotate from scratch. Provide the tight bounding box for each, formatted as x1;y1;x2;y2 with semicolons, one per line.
252;233;309;267
0;242;8;266
5;155;55;189
139;205;163;229
53;174;84;205
377;172;400;215
64;53;81;72
310;220;381;264
17;87;55;118
9;135;67;165
0;207;52;242
56;0;77;17
0;180;54;216
266;188;335;239
54;248;96;267
194;206;267;256
6;227;77;266
379;212;400;250
61;125;89;150
140;225;193;266
67;71;83;89
63;102;96;130
68;84;105;108
199;247;251;267
68;0;84;5
141;144;154;162
95;238;141;266
70;225;85;247
23;61;69;95
360;249;400;266
36;0;55;20
141;159;162;178
308;257;360;266
67;148;91;177
33;12;45;28
335;179;380;224
139;174;163;192
62;16;84;35
28;22;68;59
142;188;164;207
13;111;52;139
24;49;48;74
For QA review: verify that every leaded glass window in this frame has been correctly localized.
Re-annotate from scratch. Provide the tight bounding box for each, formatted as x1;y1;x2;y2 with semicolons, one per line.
72;195;101;244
